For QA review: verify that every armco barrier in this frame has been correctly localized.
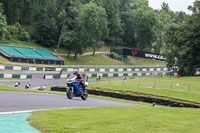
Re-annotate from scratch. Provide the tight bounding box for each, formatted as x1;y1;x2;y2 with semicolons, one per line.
0;73;32;79
0;64;169;72
44;74;68;79
44;72;173;80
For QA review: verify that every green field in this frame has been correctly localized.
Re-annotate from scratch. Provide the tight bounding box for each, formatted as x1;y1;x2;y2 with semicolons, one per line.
28;106;200;133
89;76;200;103
64;54;166;66
0;85;32;92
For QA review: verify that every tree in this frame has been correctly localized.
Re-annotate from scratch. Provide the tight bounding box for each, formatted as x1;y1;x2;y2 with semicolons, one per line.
95;0;123;45
56;9;67;50
0;3;7;40
59;0;85;58
166;1;200;76
132;7;157;50
154;2;187;53
122;0;157;50
31;1;59;47
77;2;108;56
61;31;83;58
163;24;178;69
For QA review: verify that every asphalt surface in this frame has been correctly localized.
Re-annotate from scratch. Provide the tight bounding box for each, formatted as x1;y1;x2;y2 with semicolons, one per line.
0;73;66;89
0;73;123;89
0;91;140;113
0;72;142;113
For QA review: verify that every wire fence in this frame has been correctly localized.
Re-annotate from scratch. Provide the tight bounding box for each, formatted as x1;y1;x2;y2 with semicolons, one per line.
61;65;167;68
90;77;200;94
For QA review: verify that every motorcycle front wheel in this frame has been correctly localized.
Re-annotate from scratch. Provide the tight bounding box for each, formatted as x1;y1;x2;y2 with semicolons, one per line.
81;90;88;100
66;87;74;99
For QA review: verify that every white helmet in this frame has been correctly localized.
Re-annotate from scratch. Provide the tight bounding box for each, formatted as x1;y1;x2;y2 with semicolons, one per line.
73;69;79;74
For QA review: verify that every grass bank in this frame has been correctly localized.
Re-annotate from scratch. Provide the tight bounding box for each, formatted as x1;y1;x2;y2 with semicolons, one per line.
0;85;32;92
64;54;166;66
88;76;200;103
28;106;200;133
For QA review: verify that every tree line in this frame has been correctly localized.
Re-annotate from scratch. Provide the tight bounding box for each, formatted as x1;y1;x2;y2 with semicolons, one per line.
0;0;199;75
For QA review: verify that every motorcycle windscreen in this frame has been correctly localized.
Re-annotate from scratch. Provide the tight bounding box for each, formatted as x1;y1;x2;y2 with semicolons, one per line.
68;74;77;80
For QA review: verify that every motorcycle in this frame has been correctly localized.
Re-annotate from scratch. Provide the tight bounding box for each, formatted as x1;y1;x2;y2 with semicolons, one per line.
66;74;88;100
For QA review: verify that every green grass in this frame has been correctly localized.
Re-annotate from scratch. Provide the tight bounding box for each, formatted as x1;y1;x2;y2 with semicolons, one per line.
28;106;200;133
64;54;127;65
0;39;43;48
64;54;166;66
84;44;110;52
89;94;150;106
0;85;63;95
127;56;166;66
87;77;123;80
0;85;32;92
88;76;200;103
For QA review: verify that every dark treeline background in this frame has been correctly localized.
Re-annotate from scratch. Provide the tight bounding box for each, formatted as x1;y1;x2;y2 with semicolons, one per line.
0;0;199;75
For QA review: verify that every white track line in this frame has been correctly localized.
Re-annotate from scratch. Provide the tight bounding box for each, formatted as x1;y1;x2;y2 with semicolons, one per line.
0;110;36;115
0;107;92;115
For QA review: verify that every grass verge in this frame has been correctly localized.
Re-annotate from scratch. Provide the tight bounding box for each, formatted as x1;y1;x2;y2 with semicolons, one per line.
28;106;200;133
63;54;127;65
88;76;200;103
0;85;33;92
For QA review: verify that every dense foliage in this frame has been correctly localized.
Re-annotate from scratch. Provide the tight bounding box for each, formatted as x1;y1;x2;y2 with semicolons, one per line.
0;0;199;75
165;1;200;76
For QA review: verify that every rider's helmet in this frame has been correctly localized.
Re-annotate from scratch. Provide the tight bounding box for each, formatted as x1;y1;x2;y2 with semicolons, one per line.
73;69;79;75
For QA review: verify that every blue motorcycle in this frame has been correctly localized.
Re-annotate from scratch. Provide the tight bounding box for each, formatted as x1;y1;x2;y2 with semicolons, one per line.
66;74;88;100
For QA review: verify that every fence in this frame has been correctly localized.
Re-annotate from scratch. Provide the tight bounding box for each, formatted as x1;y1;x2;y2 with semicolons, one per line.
0;73;32;79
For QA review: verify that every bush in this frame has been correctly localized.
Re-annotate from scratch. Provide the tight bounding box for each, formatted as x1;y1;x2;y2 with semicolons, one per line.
6;25;18;40
18;27;30;41
117;55;123;61
110;52;115;59
6;23;30;41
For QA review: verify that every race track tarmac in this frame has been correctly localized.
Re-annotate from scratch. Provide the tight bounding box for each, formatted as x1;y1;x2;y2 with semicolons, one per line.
0;73;66;89
0;91;141;113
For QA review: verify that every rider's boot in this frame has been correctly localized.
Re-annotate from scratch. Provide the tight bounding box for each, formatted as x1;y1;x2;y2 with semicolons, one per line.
83;86;86;93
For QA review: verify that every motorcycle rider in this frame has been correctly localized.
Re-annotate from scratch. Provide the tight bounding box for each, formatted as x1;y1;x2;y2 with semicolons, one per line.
73;69;86;92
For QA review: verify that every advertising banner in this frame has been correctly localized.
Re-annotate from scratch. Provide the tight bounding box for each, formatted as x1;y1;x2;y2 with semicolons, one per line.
123;49;166;61
111;49;166;61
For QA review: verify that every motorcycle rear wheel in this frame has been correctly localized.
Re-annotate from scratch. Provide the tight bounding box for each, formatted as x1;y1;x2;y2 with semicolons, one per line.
66;88;74;99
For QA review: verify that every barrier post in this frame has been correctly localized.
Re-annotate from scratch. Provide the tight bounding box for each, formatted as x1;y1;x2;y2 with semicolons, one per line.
138;78;141;87
153;78;156;88
170;82;173;89
188;84;190;92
